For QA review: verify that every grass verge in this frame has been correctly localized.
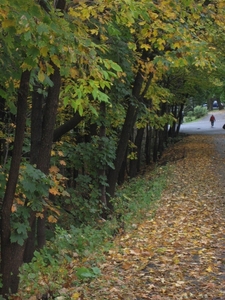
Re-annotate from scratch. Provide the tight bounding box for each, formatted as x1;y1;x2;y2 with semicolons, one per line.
16;165;170;299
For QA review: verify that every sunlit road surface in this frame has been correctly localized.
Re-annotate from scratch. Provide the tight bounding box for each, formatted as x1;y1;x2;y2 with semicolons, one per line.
180;110;225;135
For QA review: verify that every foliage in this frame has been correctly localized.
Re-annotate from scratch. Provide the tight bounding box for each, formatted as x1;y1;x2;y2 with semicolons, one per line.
19;247;69;298
111;166;168;229
184;105;208;122
51;137;116;225
15;134;225;299
2;0;225;296
15;163;169;298
193;105;208;118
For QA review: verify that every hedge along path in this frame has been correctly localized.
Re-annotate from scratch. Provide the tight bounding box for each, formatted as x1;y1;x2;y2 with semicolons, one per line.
75;135;225;300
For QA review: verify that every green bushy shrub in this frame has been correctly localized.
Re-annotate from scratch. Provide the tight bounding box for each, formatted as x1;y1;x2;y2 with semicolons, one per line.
17;165;169;298
193;105;207;118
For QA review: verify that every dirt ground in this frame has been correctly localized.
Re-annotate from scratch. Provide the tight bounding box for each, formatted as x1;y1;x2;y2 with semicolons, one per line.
65;134;225;299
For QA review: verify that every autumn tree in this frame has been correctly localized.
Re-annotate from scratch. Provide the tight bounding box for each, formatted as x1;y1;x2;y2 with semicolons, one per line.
0;0;121;296
1;0;225;297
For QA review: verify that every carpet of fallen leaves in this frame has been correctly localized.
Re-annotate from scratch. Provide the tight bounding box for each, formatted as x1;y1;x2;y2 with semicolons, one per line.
16;135;225;300
67;135;225;300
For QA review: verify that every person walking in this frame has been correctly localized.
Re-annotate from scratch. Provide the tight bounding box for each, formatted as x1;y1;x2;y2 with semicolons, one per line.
210;114;215;127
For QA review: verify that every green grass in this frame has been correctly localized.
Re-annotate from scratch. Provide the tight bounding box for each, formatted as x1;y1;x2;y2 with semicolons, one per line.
17;165;170;298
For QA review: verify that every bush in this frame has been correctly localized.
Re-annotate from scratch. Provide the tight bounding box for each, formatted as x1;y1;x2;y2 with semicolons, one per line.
16;166;170;299
193;105;208;118
184;111;194;122
184;106;208;122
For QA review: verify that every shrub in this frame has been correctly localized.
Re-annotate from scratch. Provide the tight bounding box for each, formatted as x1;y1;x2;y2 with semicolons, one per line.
193;105;208;118
17;165;169;298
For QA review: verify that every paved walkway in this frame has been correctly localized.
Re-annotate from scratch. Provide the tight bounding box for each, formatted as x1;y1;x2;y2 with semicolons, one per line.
180;110;225;135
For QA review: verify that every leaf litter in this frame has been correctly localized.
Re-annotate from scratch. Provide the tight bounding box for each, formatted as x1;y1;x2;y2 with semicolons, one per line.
69;135;225;300
16;135;225;300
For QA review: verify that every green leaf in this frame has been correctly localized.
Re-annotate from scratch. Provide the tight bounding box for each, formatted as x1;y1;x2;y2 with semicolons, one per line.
24;31;31;41
92;88;98;100
16;223;27;235
38;71;45;83
10;234;25;246
110;61;123;72
76;267;96;280
37;23;49;35
91;267;101;275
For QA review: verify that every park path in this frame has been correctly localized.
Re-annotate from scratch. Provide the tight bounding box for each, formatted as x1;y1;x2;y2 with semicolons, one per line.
72;134;225;299
180;110;225;135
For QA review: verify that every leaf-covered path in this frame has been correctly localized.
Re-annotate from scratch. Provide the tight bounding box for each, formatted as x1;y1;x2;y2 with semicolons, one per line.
73;135;225;299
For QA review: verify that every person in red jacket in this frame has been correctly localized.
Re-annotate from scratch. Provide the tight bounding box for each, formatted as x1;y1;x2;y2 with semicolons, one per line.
210;114;215;127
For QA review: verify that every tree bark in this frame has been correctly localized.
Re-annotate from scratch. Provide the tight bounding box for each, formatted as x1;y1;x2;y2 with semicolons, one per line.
23;84;44;263
0;70;30;297
53;112;83;142
106;70;144;202
36;64;61;249
129;127;145;178
176;103;184;135
145;125;152;165
106;102;137;203
153;129;159;162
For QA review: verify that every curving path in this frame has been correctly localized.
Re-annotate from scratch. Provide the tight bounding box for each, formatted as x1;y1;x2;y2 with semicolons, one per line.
180;110;225;135
180;110;225;180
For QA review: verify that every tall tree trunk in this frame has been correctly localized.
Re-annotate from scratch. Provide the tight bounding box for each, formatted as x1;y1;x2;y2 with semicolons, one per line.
53;112;83;142
117;148;127;185
0;70;30;297
106;48;155;203
157;103;167;157
168;105;177;138
158;129;164;158
176;103;184;135
145;125;152;165
129;127;145;178
23;84;44;263
106;101;137;203
99;102;107;206
106;54;149;202
36;64;61;249
153;129;159;162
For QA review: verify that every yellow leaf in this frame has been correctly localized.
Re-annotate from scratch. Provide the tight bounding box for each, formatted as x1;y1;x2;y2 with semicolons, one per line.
173;256;180;264
51;55;61;68
173;42;181;49
2;19;15;28
58;151;64;157
49;186;60;195
40;46;48;57
70;68;79;79
71;292;80;300
11;204;17;213
36;212;44;219
21;62;32;70
140;44;151;51
38;70;45;83
59;160;66;166
49;165;60;174
48;215;57;223
206;266;213;272
90;29;99;35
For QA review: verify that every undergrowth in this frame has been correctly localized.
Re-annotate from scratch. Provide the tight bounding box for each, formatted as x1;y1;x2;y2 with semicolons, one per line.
16;165;170;299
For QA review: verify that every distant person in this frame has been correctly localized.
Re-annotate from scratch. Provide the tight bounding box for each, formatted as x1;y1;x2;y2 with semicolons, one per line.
210;114;215;127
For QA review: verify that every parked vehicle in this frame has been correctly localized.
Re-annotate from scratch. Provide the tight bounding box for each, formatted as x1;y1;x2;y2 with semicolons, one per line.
213;101;218;108
213;101;224;108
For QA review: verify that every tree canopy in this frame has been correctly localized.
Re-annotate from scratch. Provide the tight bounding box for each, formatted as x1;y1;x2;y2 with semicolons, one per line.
1;0;225;297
